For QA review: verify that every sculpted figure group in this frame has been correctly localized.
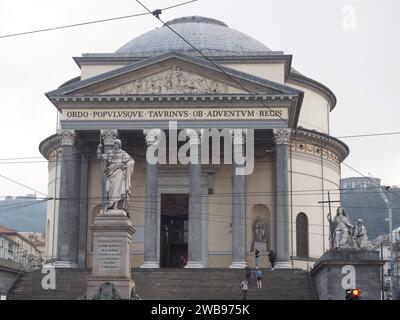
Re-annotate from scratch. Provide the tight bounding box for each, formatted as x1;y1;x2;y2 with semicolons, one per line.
329;207;370;249
120;67;228;95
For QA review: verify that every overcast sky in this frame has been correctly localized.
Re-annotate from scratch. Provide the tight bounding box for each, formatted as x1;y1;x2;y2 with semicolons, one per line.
0;0;399;197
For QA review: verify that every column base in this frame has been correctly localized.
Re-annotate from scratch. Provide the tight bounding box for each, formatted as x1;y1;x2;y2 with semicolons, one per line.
140;261;159;268
53;261;77;268
274;261;292;269
185;261;204;268
229;261;247;269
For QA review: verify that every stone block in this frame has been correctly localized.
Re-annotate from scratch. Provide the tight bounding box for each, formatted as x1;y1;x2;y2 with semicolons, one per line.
87;210;135;299
310;249;384;300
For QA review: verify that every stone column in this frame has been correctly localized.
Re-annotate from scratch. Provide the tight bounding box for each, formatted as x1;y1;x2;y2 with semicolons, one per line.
186;130;204;268
141;129;161;268
55;129;80;268
273;129;292;269
78;145;90;267
230;129;247;268
100;129;118;211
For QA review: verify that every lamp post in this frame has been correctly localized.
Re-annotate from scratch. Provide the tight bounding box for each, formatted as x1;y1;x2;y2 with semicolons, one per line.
377;186;396;300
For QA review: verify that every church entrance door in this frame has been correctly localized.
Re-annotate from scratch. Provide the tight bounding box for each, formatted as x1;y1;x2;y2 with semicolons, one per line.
160;194;188;268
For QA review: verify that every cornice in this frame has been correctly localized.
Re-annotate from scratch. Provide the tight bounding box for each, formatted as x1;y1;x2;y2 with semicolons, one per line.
288;72;337;110
50;93;298;104
39;134;61;159
291;128;349;163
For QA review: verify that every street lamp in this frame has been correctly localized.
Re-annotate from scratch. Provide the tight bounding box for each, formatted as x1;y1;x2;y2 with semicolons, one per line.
376;185;397;300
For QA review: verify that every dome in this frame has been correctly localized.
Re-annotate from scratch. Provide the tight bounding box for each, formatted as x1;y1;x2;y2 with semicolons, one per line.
116;16;271;56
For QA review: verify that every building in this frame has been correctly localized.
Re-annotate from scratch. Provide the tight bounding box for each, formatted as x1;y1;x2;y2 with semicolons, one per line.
371;227;400;299
19;232;45;257
0;225;43;268
0;233;19;262
40;16;349;270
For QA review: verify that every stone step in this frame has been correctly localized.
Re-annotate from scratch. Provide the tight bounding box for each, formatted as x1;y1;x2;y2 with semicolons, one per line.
7;268;314;300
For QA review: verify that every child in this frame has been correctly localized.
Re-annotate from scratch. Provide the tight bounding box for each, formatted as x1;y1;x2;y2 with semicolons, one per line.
240;279;249;300
256;267;262;289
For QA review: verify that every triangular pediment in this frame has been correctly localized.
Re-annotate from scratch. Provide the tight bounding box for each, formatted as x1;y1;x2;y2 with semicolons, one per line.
46;52;301;98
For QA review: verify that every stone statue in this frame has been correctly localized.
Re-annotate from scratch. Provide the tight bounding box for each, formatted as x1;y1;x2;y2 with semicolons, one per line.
97;139;135;211
354;219;370;249
332;207;355;249
254;216;266;242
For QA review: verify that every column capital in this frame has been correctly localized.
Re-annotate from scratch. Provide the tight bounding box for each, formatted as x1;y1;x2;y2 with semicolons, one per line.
100;129;118;145
273;128;292;145
57;129;76;146
143;129;162;146
230;129;247;145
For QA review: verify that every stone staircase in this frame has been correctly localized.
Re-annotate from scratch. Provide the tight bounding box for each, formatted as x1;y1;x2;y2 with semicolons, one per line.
7;268;315;300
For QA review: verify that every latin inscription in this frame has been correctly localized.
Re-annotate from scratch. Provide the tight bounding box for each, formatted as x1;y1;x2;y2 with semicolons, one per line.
61;107;287;121
97;241;122;272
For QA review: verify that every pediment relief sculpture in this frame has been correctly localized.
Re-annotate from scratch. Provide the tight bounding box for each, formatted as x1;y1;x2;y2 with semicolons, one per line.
120;66;229;95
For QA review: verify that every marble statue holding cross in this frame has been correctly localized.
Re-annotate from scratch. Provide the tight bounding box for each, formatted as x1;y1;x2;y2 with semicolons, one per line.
97;138;135;212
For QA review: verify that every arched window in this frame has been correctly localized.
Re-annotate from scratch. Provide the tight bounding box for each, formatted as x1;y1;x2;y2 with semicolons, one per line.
296;213;309;258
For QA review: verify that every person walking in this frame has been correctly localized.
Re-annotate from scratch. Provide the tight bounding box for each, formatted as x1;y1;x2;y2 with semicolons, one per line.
268;249;276;270
240;279;249;300
255;267;262;289
254;249;260;267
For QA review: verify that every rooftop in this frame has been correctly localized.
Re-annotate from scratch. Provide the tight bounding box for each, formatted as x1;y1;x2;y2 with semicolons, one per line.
116;16;273;56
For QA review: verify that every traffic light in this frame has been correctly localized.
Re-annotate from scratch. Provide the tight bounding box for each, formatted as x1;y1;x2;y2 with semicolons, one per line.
345;288;361;300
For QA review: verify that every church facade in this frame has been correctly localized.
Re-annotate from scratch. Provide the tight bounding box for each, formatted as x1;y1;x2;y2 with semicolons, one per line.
40;16;349;270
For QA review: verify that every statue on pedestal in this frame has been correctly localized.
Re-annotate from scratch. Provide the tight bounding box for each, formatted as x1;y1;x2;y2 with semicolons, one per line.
253;216;267;253
254;216;266;242
97;139;135;212
331;207;355;249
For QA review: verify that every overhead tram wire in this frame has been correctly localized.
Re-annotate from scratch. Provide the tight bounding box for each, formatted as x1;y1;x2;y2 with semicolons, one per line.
0;199;50;216
0;0;198;39
82;202;394;238
0;130;399;164
0;198;395;237
41;194;400;210
336;131;400;139
11;190;379;200
342;162;400;202
4;183;398;201
0;199;46;209
135;0;291;128
0;173;50;199
0;192;386;238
